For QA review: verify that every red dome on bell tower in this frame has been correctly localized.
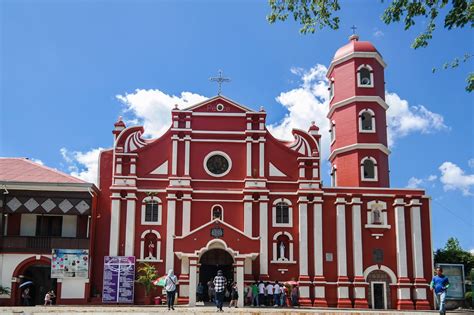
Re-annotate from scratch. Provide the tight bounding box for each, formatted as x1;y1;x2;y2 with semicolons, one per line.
327;35;390;188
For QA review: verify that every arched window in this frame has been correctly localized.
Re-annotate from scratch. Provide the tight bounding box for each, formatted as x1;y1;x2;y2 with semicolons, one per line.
141;196;162;225
272;198;293;227
139;230;162;262
271;231;296;263
331;165;337;187
357;64;374;88
329;79;335;100
361;157;378;181
330;120;336;143
211;204;223;220
359;109;376;132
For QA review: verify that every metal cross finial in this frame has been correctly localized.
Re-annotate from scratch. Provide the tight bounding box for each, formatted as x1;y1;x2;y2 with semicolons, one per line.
209;70;231;96
351;25;357;35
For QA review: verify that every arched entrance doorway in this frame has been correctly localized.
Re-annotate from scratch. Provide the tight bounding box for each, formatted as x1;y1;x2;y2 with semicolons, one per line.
14;259;56;306
367;270;391;309
199;249;233;302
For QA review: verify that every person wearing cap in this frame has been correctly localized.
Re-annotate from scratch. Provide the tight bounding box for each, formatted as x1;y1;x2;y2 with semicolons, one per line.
213;270;227;312
430;266;450;315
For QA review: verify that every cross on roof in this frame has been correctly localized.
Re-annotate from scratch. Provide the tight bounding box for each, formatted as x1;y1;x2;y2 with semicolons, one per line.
209;70;231;96
351;25;357;35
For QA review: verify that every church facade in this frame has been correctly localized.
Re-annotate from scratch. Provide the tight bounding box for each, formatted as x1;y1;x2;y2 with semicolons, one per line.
92;36;434;309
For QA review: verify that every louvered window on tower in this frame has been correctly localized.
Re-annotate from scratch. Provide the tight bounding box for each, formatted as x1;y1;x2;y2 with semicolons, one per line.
145;201;159;222
275;202;289;224
359;68;371;85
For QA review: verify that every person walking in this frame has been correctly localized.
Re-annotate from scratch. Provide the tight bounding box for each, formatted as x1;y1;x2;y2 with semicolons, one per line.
213;270;227;312
251;282;259;306
207;279;215;302
22;287;31;306
228;282;239;308
165;269;178;311
44;290;53;306
257;280;265;307
280;285;287;307
265;282;274;307
273;281;281;307
291;285;299;307
245;283;253;306
430;266;450;315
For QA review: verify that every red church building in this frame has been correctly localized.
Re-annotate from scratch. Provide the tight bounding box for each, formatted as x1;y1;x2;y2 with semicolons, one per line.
92;35;434;309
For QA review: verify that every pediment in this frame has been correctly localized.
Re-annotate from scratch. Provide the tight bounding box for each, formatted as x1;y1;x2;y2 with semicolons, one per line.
183;95;255;114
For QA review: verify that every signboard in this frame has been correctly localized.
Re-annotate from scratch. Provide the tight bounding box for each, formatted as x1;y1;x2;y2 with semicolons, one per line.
102;256;135;303
436;263;465;299
51;249;89;278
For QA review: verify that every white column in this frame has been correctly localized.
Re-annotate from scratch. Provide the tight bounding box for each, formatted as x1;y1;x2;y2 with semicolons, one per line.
259;196;268;275
246;137;252;177
236;258;245;307
109;193;121;256
188;257;198;306
165;195;176;272
313;202;323;276
184;137;190;176
182;196;191;235
336;198;347;278
351;198;363;277
171;137;178;175
410;199;424;279
298;197;308;276
394;199;408;278
243;195;253;236
124;193;136;256
259;138;265;177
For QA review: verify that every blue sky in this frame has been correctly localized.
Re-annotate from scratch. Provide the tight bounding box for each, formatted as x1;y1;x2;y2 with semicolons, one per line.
1;0;473;251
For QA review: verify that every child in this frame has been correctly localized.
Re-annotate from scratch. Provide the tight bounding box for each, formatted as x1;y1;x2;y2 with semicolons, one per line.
228;282;239;308
44;291;52;306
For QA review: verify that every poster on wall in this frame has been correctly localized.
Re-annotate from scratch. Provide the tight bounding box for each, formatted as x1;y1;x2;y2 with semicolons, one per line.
51;249;89;278
436;263;465;299
102;256;136;303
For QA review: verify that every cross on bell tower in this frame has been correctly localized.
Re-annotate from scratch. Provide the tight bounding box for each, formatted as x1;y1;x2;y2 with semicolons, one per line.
209;70;231;96
351;25;357;35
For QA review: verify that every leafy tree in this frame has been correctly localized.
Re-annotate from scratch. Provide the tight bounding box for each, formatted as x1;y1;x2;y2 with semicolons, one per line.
136;263;158;297
0;285;10;295
267;0;474;92
434;237;474;278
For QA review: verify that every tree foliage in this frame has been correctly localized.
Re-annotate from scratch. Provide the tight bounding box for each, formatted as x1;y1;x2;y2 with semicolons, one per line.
267;0;474;92
434;237;474;278
136;263;158;296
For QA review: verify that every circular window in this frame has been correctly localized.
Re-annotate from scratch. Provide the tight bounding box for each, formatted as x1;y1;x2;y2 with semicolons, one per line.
204;151;232;177
216;103;224;111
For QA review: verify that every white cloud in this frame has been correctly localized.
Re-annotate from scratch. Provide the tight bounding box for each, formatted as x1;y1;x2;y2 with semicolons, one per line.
470;248;474;255
468;158;474;168
373;29;384;38
386;92;448;146
30;158;44;165
427;175;437;181
116;89;207;138
268;64;331;158
60;147;104;184
407;177;423;188
439;161;474;196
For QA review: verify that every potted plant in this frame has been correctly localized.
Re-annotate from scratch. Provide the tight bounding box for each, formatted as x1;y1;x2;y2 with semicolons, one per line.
136;263;158;305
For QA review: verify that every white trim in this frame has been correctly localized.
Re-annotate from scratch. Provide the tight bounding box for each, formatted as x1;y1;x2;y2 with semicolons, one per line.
183;94;255;113
182;199;191;235
336;202;347;277
171;140;178;175
363;264;397;284
140;196;162;225
165;199;176;272
358;108;376;133
272;198;293;227
269;162;287;177
124;196;136;256
109;197;121;256
357;64;374;88
328;143;390;161
191;139;245;143
361;156;378;182
298;202;309;276
243;198;253;237
192;130;245;135
313;202;324;276
259;141;265;177
259;198;268;275
271;231;296;263
150;160;168;175
184;140;190;176
210;204;224;221
330;120;336;144
394;200;408;278
246;140;252;177
139;229;162;261
327;96;388;118
192;112;247;117
352;198;363;277
203;150;232;177
328;51;386;77
370;281;387;309
410;202;424;279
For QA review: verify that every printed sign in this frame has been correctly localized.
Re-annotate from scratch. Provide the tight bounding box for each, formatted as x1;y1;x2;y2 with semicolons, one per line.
102;256;135;303
436;263;465;299
51;249;89;278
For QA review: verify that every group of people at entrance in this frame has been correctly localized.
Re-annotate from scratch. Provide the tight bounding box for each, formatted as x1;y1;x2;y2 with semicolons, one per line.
246;280;299;307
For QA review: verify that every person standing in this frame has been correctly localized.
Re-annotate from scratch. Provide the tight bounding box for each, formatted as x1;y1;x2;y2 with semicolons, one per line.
213;270;227;312
251;282;259;306
44;291;52;306
280;285;287;307
196;282;204;302
291;285;299;307
165;269;178;311
265;282;274;307
273;281;281;307
257;280;265;307
22;287;31;306
430;267;450;315
228;282;239;308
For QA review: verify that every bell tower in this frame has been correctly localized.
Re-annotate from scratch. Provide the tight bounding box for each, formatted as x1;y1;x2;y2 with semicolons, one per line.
327;34;390;187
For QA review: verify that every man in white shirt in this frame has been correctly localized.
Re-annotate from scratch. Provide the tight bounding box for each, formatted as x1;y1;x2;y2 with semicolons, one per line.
266;282;274;307
258;281;265;306
273;281;281;306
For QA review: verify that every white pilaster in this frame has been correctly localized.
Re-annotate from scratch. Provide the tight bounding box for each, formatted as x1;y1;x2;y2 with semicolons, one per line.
184;138;190;176
336;198;347;277
246;138;252;177
124;193;136;256
410;199;424;279
394;198;408;278
188;257;198;306
171;138;178;175
165;195;176;272
259;139;265;177
259;196;268;275
243;195;253;236
182;197;191;235
298;197;308;276
109;193;121;256
236;259;245;307
313;202;324;276
351;198;363;277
